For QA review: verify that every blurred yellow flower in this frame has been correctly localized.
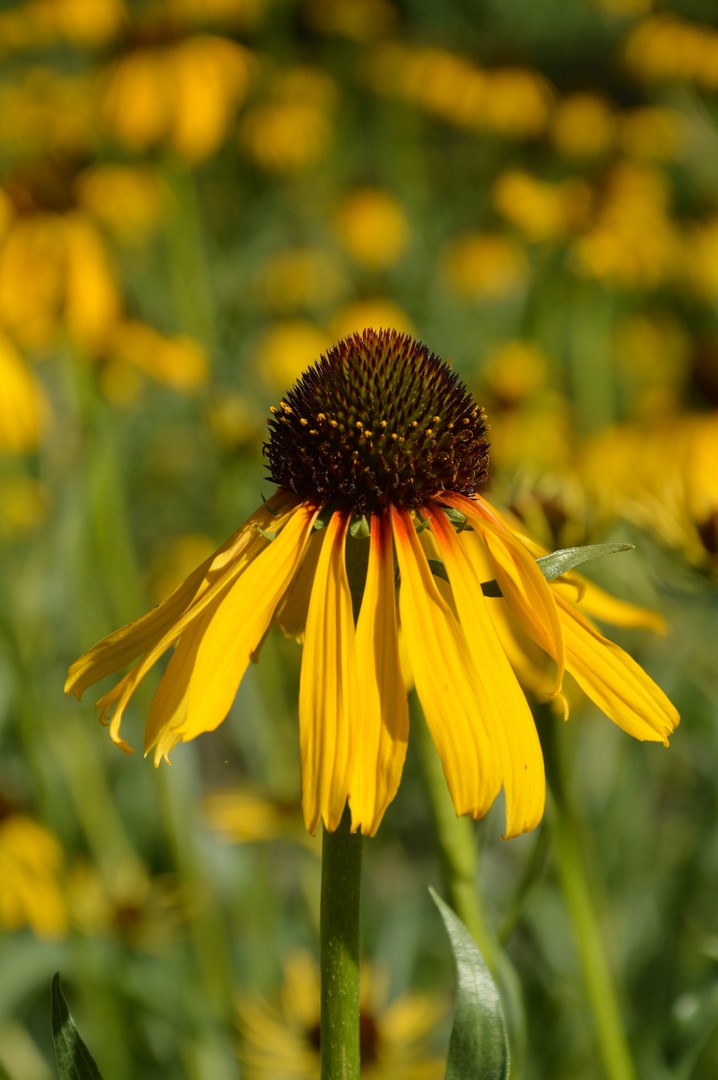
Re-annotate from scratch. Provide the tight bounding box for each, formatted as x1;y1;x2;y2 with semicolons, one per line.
0;332;47;452
252;248;348;314
67;330;677;839
0;0;125;51
572;163;680;289
103;34;254;161
619;107;684;162
0;165;121;355
367;44;553;139
255;320;330;392
304;0;399;41
75;164;165;245
0;69;98;159
0;806;67;939
333;188;409;270
624;14;718;90
239;67;337;173
204;788;317;846
147;533;218;605
68;860;186;950
329;299;415;341
102;321;209;399
493;170;591;243
551;93;615;158
167;0;268;31
237;948;447;1080
206;392;261;450
0;475;48;538
612;313;688;418
582;412;718;576
681;216;718;303
440;232;528;301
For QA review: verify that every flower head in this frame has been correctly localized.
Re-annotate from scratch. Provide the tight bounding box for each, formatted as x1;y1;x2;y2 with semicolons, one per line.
66;329;678;837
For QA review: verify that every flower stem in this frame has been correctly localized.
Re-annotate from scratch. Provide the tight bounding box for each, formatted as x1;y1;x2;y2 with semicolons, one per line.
542;713;636;1080
320;805;364;1080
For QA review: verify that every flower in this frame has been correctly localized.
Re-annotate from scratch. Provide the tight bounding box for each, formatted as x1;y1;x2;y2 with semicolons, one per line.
0;797;68;939
237;948;446;1080
66;329;678;838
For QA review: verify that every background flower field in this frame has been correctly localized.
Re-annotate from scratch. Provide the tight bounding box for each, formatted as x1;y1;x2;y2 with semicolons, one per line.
1;0;718;1077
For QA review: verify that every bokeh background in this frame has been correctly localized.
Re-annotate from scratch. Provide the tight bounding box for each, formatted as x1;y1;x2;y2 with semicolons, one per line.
2;0;718;1077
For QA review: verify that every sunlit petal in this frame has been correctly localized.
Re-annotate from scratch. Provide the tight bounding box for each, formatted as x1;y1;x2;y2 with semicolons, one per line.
144;501;319;758
350;512;409;836
556;595;679;743
299;511;358;833
426;504;545;836
391;506;501;820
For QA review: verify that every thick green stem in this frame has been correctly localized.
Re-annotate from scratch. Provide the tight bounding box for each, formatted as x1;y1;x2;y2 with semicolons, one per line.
542;714;636;1080
320;805;364;1080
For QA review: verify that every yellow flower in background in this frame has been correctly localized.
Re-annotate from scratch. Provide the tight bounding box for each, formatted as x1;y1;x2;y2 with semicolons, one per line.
204;787;318;847
100;321;209;403
102;34;254;161
0;0;125;51
255;320;330;392
367;43;553;139
551;93;615;158
304;0;399;41
619;107;684;162
68;860;186;951
239;66;337;173
493;170;591;243
251;248;349;314
167;0;268;31
0;332;47;452
0;69;98;159
0;163;121;355
572;163;680;289
0;804;67;939
333;188;409;270
624;14;718;90
612;313;688;418
329;300;414;341
440;232;528;302
0;475;48;538
67;329;678;839
75;164;165;245
237;948;446;1080
582;412;718;576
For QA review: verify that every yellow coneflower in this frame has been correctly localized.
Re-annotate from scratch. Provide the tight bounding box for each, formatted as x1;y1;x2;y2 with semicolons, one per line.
66;329;678;838
237;948;446;1080
0;798;68;939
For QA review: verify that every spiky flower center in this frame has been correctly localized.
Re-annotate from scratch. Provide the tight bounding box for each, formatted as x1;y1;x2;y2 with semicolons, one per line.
264;328;490;514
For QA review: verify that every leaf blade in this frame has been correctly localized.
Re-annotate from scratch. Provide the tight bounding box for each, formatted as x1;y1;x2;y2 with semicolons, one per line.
51;974;105;1080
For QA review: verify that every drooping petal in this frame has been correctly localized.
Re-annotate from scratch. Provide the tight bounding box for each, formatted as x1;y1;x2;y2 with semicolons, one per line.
349;512;409;837
391;506;501;820
299;511;358;834
441;492;565;694
556;594;679;743
144;501;320;759
427;504;545;836
273;528;324;642
65;491;294;698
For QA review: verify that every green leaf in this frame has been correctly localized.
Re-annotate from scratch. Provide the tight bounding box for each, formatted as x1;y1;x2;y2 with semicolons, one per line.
430;889;510;1080
535;542;634;582
479;542;635;597
51;974;105;1080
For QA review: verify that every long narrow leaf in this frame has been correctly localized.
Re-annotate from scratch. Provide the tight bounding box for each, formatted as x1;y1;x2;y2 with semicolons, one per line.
51;974;105;1080
430;889;510;1080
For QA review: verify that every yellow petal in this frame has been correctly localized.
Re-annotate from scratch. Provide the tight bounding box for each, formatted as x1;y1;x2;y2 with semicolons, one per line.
144;501;319;757
273;527;324;642
65;491;293;698
299;511;358;834
558;577;667;634
427;504;545;836
391;506;501;820
442;492;566;694
556;594;678;743
349;512;409;836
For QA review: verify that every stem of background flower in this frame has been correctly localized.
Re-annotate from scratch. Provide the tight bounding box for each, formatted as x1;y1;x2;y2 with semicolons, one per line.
413;702;496;967
320;805;364;1080
163;162;216;349
541;710;637;1080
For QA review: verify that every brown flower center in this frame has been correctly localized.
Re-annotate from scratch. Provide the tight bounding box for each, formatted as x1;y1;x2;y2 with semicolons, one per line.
264;328;490;514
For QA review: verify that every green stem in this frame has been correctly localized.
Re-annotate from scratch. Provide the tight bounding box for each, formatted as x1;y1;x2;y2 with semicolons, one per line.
542;714;636;1080
320;805;364;1080
414;705;496;969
